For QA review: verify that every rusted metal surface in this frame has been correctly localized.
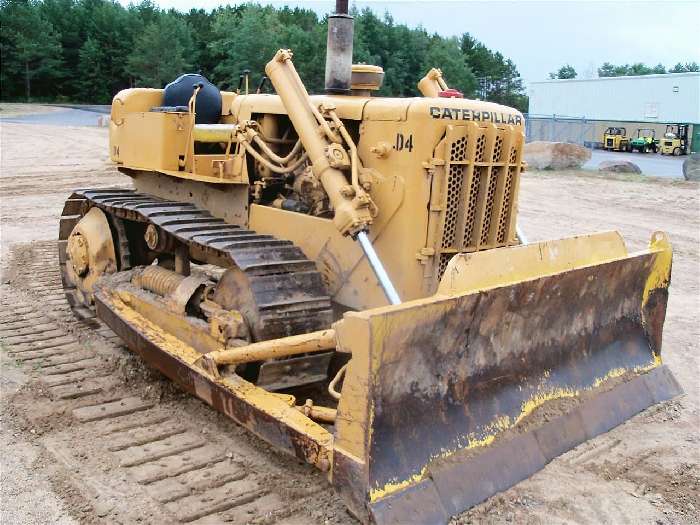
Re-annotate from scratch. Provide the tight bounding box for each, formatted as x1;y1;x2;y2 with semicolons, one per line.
94;288;334;470
367;365;681;524
330;235;680;523
370;252;671;495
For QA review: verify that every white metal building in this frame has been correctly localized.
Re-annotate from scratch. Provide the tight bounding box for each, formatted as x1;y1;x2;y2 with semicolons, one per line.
528;72;700;123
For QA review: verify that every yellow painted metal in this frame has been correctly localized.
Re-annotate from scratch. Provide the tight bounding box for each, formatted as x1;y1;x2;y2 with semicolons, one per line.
208;329;337;365
659;133;684;155
249;205;389;309
132;265;185;296
332;313;373;462
116;285;230;356
64;207;118;304
130;171;249;227
102;287;335;470
192;123;239;143
97;47;682;525
115;110;191;172
350;64;384;93
437;231;628;295
109;54;525;306
296;399;337;423
602;127;630;152
417;68;448;97
641;231;673;311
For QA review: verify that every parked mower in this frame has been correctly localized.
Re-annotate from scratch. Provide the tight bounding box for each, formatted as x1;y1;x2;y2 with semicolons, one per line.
630;128;658;153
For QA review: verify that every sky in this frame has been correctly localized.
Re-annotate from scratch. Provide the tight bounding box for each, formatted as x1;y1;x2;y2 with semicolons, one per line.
120;1;700;84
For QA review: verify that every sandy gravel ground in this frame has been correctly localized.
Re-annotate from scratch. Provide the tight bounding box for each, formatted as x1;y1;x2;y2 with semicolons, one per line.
1;361;77;525
0;117;698;524
0;103;62;118
0;122;124;257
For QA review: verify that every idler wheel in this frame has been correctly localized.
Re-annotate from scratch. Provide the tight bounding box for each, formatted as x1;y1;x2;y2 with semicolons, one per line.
64;207;118;305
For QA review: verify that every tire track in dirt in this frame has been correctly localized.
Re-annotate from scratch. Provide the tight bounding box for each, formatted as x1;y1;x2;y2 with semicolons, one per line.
1;241;353;524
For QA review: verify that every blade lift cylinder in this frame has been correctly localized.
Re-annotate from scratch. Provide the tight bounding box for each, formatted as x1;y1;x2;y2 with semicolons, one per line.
265;51;401;305
357;231;401;305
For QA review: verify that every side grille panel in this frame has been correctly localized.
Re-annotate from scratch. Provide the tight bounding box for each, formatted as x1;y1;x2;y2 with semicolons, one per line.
436;122;524;281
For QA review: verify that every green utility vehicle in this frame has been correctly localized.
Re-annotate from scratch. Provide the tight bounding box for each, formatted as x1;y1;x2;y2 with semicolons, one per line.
630;128;658;153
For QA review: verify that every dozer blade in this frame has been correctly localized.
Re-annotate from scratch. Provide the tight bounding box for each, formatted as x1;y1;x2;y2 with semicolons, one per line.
331;231;682;524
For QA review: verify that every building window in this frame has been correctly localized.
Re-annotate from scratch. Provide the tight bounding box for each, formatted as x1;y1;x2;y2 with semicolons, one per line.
644;103;659;119
673;86;679;93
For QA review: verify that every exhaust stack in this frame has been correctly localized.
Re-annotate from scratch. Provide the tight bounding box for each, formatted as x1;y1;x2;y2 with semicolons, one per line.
325;0;353;93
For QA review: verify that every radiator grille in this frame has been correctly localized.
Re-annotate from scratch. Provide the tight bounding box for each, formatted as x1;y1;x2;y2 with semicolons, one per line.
436;123;523;281
442;137;468;248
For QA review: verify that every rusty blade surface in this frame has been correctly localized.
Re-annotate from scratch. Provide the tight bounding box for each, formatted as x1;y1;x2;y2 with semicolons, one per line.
330;240;680;523
368;365;681;524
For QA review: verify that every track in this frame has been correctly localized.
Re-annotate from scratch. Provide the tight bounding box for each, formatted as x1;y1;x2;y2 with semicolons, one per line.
1;241;352;524
58;189;333;340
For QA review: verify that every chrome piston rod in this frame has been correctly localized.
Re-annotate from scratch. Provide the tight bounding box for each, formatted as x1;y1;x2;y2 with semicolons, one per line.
356;231;401;305
516;225;528;245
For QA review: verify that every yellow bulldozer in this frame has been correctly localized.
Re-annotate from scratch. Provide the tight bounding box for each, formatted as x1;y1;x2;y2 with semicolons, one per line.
59;2;681;523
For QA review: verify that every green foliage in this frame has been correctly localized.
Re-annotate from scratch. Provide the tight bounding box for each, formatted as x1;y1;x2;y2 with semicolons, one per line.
597;61;694;77
460;33;526;111
549;64;577;79
1;0;63;100
669;62;699;73
78;37;110;102
209;5;283;90
424;36;476;97
127;14;196;88
0;0;526;109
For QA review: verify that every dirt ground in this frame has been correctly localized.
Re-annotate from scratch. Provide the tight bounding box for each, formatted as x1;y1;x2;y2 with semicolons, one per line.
1;114;698;524
0;103;62;118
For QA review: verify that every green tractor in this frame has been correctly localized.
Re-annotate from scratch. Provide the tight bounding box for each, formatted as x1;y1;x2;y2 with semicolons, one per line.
630;128;659;153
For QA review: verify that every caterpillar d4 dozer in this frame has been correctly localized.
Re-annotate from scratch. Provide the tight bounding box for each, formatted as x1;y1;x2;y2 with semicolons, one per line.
59;2;681;522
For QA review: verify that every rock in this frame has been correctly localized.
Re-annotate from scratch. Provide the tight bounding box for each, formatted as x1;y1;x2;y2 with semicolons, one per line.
683;153;700;181
523;141;591;170
598;160;642;174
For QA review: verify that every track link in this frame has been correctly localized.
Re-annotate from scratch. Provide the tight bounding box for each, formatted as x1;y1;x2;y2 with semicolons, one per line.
58;188;333;340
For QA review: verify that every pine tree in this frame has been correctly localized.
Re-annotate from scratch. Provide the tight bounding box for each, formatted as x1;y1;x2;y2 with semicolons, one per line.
460;33;526;111
0;0;558;110
549;64;577;79
669;62;699;73
0;0;63;100
209;5;283;91
127;14;196;88
77;36;110;102
424;35;476;96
